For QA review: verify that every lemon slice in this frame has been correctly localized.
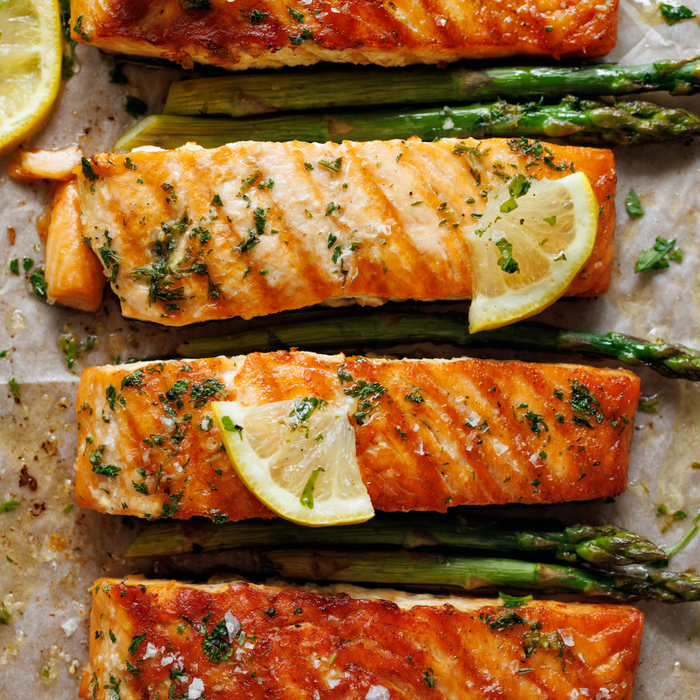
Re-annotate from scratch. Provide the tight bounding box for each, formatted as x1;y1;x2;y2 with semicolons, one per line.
468;171;598;333
0;0;62;155
213;398;374;527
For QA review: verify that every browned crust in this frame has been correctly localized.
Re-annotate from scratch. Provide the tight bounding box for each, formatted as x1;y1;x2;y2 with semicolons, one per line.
70;0;618;70
74;352;640;520
75;138;615;325
80;578;643;700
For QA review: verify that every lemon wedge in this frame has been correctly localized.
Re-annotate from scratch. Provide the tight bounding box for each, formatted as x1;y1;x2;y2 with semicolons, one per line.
213;398;374;527
468;171;598;333
0;0;62;155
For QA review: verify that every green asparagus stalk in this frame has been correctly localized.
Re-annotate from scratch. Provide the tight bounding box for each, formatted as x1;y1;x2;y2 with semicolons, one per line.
125;513;668;567
163;58;700;118
114;98;700;150
266;549;700;603
177;312;700;381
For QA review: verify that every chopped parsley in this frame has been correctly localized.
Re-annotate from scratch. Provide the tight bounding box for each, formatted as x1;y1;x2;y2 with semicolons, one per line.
190;378;226;407
73;14;90;42
404;387;424;404
128;633;146;656
109;63;128;85
318;157;342;172
495;238;519;274
81;156;98;181
250;9;268;24
287;6;304;22
568;379;604;426
90;447;121;477
660;2;695;24
625;188;644;218
344;380;386;424
221;415;243;439
125;95;147;119
0;500;21;513
634;236;682;272
288;396;328;431
202;618;233;663
499;173;531;213
525;411;547;437
300;467;325;509
289;28;314;45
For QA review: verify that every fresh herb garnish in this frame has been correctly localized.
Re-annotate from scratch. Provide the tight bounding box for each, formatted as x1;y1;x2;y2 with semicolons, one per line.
635;236;682;272
250;9;268;24
660;2;695;24
318;157;342;172
202;618;233;663
625;188;644;218
300;467;325;509
288;396;328;431
495;238;519;274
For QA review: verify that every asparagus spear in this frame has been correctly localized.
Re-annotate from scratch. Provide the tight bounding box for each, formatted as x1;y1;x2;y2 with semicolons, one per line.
177;313;700;381
125;514;668;567
266;549;700;603
114;98;700;150
163;58;700;118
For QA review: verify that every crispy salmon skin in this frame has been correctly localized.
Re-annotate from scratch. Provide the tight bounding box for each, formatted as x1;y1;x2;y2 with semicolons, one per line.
75;137;616;326
80;577;643;700
70;0;618;70
74;351;640;521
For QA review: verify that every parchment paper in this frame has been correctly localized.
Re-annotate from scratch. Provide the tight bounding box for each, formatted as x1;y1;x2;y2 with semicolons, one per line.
2;3;700;697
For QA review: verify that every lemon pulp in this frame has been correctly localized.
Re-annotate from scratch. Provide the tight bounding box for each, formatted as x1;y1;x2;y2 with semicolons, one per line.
0;0;62;154
213;398;374;527
468;171;598;333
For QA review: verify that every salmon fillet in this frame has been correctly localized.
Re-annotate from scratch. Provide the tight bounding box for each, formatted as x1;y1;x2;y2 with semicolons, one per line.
69;0;618;70
80;577;643;700
74;351;640;521
75;137;616;326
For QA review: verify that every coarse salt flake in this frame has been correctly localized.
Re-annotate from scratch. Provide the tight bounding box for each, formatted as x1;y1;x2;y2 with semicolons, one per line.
466;410;481;427
188;677;204;699
490;439;508;455
61;618;79;637
143;643;158;659
224;610;240;640
366;686;390;700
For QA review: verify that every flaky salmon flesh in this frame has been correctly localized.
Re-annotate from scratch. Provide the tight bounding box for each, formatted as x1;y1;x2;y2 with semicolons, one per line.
74;351;640;521
80;577;643;700
70;0;618;70
70;137;615;326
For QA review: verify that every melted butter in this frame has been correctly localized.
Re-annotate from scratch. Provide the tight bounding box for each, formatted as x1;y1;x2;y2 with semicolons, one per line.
7;309;27;334
626;0;666;26
670;660;700;700
657;383;700;513
616;282;658;337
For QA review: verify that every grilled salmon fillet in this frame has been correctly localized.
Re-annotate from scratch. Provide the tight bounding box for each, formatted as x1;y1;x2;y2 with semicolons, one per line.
69;0;618;70
74;351;640;521
74;137;615;326
80;577;643;700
